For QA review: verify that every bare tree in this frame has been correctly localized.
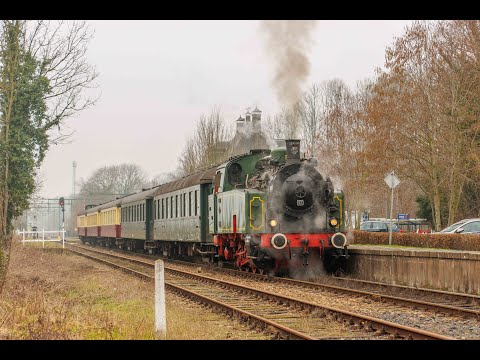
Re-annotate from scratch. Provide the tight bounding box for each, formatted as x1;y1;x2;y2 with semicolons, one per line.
26;21;99;144
302;83;321;157
179;106;232;174
150;170;182;187
78;163;148;205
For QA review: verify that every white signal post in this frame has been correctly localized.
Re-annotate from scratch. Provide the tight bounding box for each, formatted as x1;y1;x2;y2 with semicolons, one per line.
384;171;401;246
155;259;167;339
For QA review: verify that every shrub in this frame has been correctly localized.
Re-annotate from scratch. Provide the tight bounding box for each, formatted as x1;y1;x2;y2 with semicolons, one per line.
349;230;480;251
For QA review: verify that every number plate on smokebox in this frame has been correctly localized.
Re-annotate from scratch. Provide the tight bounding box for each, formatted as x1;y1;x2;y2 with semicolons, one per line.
297;200;304;206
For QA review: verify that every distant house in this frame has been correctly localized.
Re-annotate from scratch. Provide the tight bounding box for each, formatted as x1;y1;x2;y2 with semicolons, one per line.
209;106;284;165
230;107;270;155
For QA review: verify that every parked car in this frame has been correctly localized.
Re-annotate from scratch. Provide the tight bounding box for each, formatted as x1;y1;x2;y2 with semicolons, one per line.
439;218;480;234
360;220;400;233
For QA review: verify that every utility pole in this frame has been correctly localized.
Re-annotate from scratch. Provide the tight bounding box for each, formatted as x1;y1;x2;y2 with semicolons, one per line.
72;161;77;237
59;197;65;244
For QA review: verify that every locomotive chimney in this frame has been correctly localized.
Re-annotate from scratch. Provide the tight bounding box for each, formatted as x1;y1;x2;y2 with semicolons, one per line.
285;139;301;164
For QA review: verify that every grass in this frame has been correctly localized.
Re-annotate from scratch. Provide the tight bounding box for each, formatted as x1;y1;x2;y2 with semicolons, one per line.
0;241;270;340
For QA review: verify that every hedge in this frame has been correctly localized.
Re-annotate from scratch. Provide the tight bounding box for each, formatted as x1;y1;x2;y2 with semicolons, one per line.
350;230;480;251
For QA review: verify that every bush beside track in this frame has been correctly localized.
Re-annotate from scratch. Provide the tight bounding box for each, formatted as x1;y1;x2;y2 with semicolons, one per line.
351;230;480;251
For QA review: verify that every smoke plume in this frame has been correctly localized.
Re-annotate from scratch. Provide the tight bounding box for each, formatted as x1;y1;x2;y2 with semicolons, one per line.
260;20;317;137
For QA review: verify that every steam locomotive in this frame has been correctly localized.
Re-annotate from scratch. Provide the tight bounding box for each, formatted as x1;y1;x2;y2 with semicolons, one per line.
77;139;349;276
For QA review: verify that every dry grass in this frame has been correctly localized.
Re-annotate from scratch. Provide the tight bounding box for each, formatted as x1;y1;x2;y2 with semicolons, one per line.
0;241;270;340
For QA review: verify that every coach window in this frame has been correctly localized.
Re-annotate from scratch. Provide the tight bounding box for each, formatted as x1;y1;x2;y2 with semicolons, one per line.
179;194;182;217
183;193;186;218
154;200;157;220
171;196;174;218
175;195;178;218
182;193;185;217
189;192;192;217
214;171;221;193
180;193;183;217
195;190;198;216
165;198;169;219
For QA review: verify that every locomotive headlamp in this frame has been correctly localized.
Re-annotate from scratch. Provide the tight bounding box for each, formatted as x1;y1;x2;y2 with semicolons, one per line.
269;219;278;227
329;218;338;227
331;232;348;249
271;233;288;250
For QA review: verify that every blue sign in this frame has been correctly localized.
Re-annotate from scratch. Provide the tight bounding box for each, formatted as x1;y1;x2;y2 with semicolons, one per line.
397;213;409;220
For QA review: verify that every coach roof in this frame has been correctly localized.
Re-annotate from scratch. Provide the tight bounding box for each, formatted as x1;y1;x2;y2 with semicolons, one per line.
153;166;217;197
78;165;218;216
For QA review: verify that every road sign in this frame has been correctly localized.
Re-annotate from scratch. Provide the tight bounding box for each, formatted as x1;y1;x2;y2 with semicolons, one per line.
398;213;409;220
385;170;400;246
384;171;400;189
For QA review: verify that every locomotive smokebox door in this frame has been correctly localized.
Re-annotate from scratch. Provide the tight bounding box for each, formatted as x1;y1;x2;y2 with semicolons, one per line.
285;139;301;164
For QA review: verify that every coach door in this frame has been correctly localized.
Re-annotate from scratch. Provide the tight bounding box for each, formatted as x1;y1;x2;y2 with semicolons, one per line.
146;198;154;240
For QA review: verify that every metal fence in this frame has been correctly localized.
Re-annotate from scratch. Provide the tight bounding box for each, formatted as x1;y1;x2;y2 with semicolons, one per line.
18;229;66;248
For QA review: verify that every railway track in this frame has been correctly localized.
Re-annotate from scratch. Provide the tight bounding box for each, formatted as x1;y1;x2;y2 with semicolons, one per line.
73;242;480;320
65;243;455;340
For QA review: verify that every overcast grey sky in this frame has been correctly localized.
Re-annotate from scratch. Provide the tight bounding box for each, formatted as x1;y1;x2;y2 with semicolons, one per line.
39;20;413;199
